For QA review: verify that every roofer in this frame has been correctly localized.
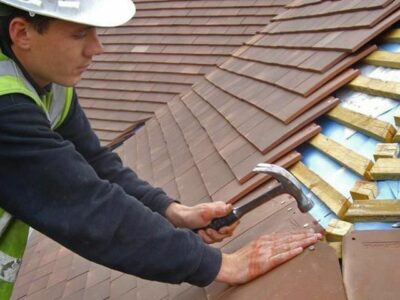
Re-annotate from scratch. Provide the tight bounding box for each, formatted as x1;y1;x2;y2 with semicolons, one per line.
0;0;321;298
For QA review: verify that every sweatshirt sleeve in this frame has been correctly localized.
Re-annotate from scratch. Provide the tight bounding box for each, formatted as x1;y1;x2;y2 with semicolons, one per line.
0;94;221;286
56;91;175;217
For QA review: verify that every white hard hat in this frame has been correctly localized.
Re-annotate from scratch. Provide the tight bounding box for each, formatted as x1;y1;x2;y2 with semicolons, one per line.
0;0;135;27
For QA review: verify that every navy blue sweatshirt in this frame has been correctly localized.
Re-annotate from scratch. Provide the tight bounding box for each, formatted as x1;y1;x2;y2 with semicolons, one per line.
0;52;221;286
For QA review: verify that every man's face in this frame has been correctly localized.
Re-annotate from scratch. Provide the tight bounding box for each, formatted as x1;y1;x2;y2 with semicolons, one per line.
19;19;104;87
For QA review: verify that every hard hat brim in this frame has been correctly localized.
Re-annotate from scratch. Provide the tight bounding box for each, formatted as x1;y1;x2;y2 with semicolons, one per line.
0;0;135;27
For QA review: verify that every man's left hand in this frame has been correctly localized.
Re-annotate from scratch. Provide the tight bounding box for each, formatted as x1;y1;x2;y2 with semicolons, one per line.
165;202;239;244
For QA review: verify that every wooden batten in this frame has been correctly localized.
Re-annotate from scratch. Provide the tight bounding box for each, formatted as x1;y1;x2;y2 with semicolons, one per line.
373;143;399;160
370;158;400;180
289;162;351;218
325;219;353;242
393;131;400;143
344;200;400;222
327;106;396;142
364;51;400;69
395;114;400;126
328;242;342;259
347;75;400;100
350;180;378;200
308;133;373;179
384;28;400;43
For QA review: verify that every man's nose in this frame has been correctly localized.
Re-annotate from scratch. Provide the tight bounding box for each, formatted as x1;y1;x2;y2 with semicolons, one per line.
84;29;104;57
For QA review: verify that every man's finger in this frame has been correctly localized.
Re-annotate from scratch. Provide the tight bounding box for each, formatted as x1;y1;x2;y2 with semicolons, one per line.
219;220;240;235
206;228;228;242
272;236;319;255
212;202;233;218
269;247;304;269
199;202;232;224
197;229;213;244
278;231;321;243
263;231;321;245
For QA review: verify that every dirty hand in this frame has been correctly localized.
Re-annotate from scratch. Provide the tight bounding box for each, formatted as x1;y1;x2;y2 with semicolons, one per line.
165;202;239;244
216;230;323;285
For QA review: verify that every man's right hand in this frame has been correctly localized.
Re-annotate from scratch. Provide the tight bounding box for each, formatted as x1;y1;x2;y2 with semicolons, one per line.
215;229;322;285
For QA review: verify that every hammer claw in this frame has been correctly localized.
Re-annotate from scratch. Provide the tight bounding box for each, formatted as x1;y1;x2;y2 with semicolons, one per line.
253;163;314;213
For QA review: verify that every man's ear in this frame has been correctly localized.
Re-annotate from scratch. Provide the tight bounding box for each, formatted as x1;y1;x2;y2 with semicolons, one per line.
9;17;32;50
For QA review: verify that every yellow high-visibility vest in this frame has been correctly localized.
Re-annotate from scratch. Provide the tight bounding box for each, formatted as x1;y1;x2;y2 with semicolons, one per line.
0;50;74;299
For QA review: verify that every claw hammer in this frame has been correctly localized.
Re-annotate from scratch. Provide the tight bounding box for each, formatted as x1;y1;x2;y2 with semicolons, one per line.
203;163;314;231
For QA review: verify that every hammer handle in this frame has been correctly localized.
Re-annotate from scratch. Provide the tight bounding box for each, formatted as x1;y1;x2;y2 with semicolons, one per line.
202;211;239;231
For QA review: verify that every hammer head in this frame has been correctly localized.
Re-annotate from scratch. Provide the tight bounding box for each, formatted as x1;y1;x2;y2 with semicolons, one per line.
253;163;313;213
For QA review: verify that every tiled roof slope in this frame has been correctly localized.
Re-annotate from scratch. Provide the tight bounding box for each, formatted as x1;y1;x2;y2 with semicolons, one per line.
122;0;400;204
77;0;291;146
13;195;331;300
12;1;400;299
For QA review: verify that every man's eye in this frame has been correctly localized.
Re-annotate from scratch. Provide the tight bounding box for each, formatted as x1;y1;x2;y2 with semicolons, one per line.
73;31;87;39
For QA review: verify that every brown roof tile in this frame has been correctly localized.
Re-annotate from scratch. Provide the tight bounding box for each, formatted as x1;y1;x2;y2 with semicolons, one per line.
215;43;373;102
85;265;111;289
268;2;399;33
256;8;400;51
211;151;301;204
62;273;88;298
206;194;331;299
343;230;400;300
213;243;345;300
109;274;137;298
13;1;400;298
83;279;110;300
76;0;291;145
175;82;320;184
193;77;339;153
286;0;322;8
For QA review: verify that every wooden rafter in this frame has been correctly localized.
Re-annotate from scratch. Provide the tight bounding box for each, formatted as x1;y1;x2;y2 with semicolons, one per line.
384;28;400;43
344;200;400;222
347;75;400;100
370;158;400;180
327;106;396;142
350;180;378;200
289;162;351;218
308;133;373;178
364;50;400;69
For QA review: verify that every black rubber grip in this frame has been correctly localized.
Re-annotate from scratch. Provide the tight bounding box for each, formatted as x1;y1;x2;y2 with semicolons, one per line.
206;211;239;231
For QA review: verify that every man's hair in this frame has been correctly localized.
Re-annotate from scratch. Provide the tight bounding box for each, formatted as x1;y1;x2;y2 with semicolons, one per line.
0;6;52;45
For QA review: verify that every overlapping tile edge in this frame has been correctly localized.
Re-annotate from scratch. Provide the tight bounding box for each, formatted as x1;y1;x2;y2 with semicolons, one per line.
10;1;399;298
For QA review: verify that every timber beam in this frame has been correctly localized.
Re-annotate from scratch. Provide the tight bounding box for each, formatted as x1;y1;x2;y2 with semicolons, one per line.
327;106;396;142
328;242;342;259
289;162;351;218
395;114;400;126
347;75;400;100
325;219;353;242
350;180;377;200
384;29;400;43
344;200;400;222
373;143;399;160
370;158;400;180
364;51;400;69
308;133;373;179
393;131;400;143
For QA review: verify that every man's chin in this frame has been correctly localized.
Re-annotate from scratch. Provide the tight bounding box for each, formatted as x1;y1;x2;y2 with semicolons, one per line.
55;76;81;87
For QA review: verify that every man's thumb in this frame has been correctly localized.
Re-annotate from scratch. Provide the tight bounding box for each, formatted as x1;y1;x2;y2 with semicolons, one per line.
213;202;232;217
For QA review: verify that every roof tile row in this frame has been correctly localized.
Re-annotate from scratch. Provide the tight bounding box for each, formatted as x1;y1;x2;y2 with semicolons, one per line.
77;0;292;144
12;0;400;299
